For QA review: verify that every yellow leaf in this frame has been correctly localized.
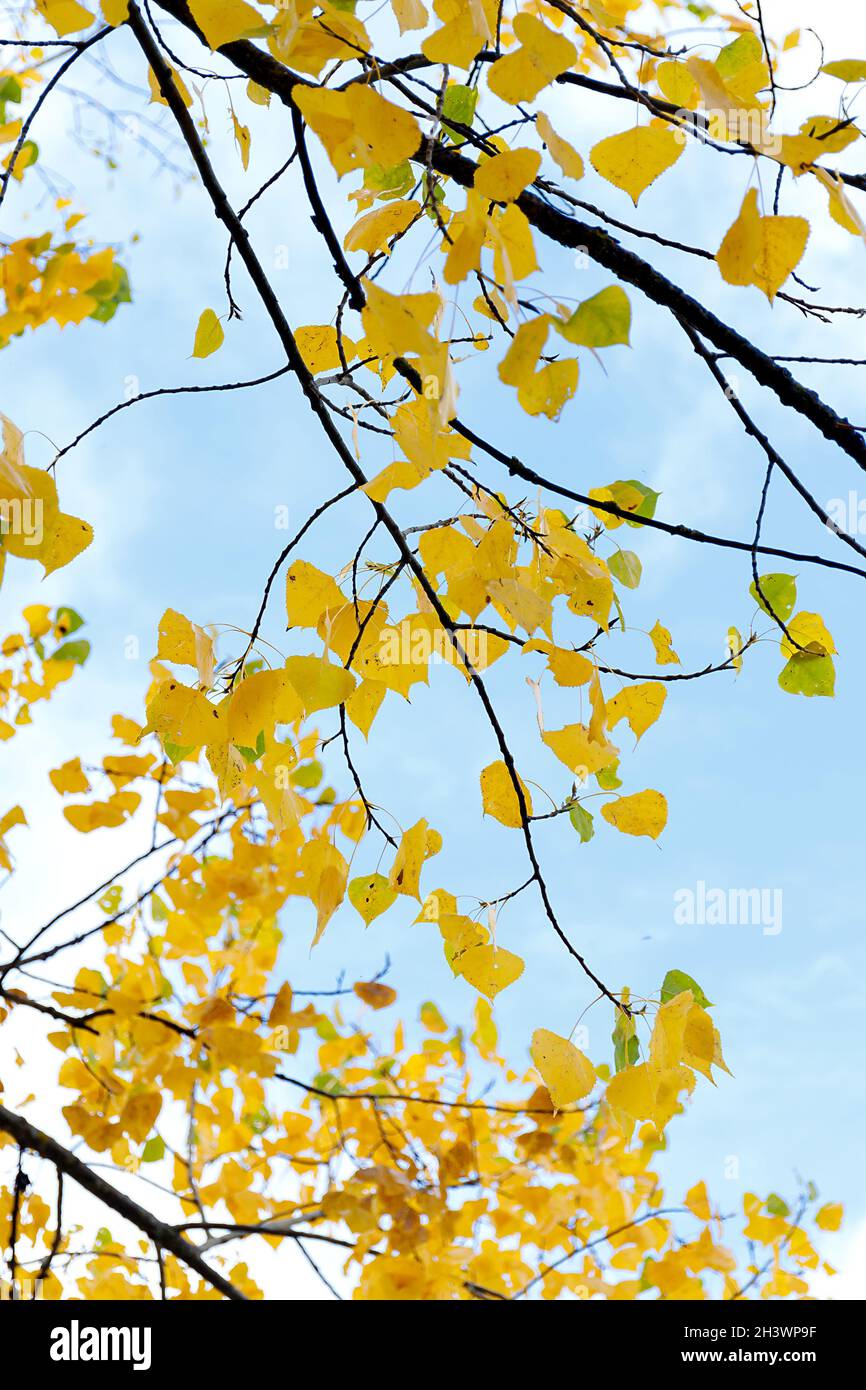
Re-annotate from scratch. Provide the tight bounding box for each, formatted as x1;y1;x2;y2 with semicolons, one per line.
37;0;94;36
479;759;532;828
188;0;266;49
101;0;129;24
294;85;421;178
344;679;386;738
685;1180;712;1222
285;561;345;628
649;620;679;665
295;324;355;374
815;1202;843;1231
144;680;227;748
268;981;293;1027
605;682;666;741
232;111;251;170
455;944;524;1000
192;308;224;358
227;669;303;746
822;59;866;82
542;723;619;779
344;200;420;255
487;13;576;105
147;62;192;108
283;655;355;715
601;789;667;839
536;112;584;180
157;608;199;666
49;757;91;795
391;0;427;33
388;818;435;899
474;148;541;203
590;124;684;205
348;873;397;925
780;611;836;660
354;981;397;1009
530;1028;596;1107
120;1091;161;1143
716;188;809;301
656;60;699;109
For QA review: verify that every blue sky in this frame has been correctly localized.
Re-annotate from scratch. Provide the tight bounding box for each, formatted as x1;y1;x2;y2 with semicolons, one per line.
2;0;865;1292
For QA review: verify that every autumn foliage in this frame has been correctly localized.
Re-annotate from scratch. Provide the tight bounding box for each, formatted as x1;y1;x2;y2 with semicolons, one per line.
0;0;858;1299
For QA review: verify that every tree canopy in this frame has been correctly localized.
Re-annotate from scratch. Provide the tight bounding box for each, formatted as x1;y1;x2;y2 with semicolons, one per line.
0;0;858;1300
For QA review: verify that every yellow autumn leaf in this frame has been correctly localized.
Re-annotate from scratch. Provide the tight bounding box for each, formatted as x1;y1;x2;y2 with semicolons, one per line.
226;669;304;746
487;13;577;106
192;308;224;359
542;723;619;779
293;85;421;178
144;680;227;748
685;1180;712;1222
479;759;532;828
283;655;355;715
232;111;251;170
649;620;680;665
601;789;668;839
189;0;267;50
295;324;355;374
348;873;398;925
285;560;345;628
780;611;836;659
353;981;397;1009
815;1202;843;1231
49;757;91;795
344;200;420;255
716;188;810;301
530;1028;596;1108
605;682;666;741
536;112;584;180
454;944;524;1000
590;124;684;205
474;148;541;203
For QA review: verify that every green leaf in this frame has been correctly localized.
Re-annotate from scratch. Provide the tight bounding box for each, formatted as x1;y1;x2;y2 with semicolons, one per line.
95;1227;113;1248
556;285;631;349
312;1071;345;1096
608;549;642;589
596;761;622;790
55;606;85;635
603;480;660;528
750;572;797;622
612;1003;639;1072
365;160;414;200
164;742;195;764
10;140;38;176
141;1137;165;1163
660;969;712;1009
766;1192;790;1217
778;652;835;698
151;894;168;923
50;639;90;666
89;265;132;325
568;801;595;843
822;59;866;82
97;885;123;914
0;76;22;105
293;759;323;789
442;84;478;142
